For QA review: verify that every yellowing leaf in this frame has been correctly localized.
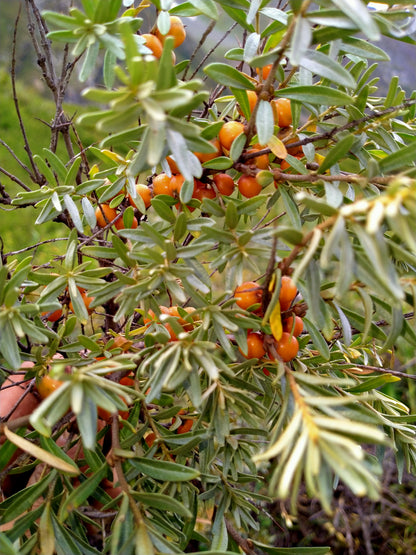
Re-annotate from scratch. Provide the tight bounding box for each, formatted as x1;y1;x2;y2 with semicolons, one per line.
101;149;126;163
3;427;80;476
270;301;283;342
89;164;100;178
268;135;287;159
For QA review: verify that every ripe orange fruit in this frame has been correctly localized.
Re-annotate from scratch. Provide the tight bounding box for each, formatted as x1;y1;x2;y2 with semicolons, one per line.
114;214;138;230
141;33;163;58
271;98;292;128
95;204;117;228
119;376;135;387
37;375;63;399
279;276;297;311
166;156;180;174
153;173;172;196
155;16;186;48
144;305;195;341
237;175;262;198
177;418;193;434
170;174;185;196
128;183;152;209
240;331;266;359
145;432;156;447
111;335;133;352
97;401;129;422
282;315;303;337
42;308;63;322
218;121;245;151
212;173;235;196
69;288;94;314
256;64;272;80
246;146;269;169
192;182;216;202
273;332;299;362
194;138;222;163
286;134;303;156
235;281;263;310
237;90;258;116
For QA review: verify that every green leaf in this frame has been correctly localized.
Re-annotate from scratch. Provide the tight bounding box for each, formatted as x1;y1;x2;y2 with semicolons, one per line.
303;317;330;361
188;0;218;19
332;0;380;40
256;100;274;145
251;543;331;555
0;533;19;555
318;134;356;174
340;37;389;61
202;156;233;170
204;63;256;90
378;142;416;174
289;16;312;66
275;86;353;106
64;194;84;233
300;50;356;89
59;463;108;521
129;457;200;481
347;374;400;394
132;492;193;518
0;472;55;524
79;41;100;82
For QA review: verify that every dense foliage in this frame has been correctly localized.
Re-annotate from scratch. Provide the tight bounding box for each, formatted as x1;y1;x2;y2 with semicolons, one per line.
1;1;416;553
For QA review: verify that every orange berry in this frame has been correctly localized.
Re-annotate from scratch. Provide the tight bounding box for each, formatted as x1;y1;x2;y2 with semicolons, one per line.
194;138;222;163
170;174;185;196
166;156;180;174
69;288;94;314
273;332;299;362
279;276;297;311
153;173;172;196
114;214;138;230
141;33;163;58
167;306;196;331
128;183;152;209
218;121;245;151
235;281;263;311
177;418;193;434
246;146;269;169
240;331;266;359
237;90;258;116
192;181;216;202
145;432;156;448
111;335;133;352
155;16;186;49
282;315;303;337
272;98;292;128
42;308;63;322
212;173;235;196
95;204;117;228
119;376;135;387
256;64;273;80
37;375;63;399
237;175;262;198
286;135;303;156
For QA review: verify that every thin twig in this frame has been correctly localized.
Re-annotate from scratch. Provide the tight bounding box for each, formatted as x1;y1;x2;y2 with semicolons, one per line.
11;5;42;183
